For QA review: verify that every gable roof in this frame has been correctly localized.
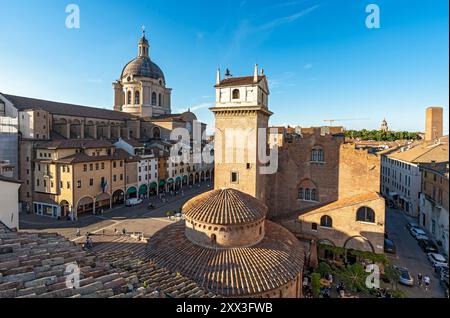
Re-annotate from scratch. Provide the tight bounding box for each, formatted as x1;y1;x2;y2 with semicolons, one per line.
37;139;113;150
3;94;136;121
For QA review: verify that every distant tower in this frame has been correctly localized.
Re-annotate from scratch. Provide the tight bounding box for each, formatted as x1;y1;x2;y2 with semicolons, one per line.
425;107;443;141
380;118;389;132
211;65;272;201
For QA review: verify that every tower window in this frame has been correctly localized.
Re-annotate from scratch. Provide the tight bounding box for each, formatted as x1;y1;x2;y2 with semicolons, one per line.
158;93;162;106
127;91;132;104
151;92;157;106
134;91;140;105
232;89;240;100
320;215;333;228
231;172;239;183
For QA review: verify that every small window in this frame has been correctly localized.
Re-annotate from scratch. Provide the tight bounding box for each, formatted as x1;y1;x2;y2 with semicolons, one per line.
127;91;132;104
356;206;375;223
231;172;239;183
320;215;333;228
134;91;140;105
232;89;240;99
151;92;157;106
89;178;93;186
211;234;217;243
77;181;81;188
246;163;251;169
311;223;318;231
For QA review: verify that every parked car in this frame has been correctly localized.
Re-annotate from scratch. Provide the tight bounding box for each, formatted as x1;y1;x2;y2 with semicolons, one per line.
418;239;439;253
406;222;419;231
410;227;427;239
125;198;143;207
435;263;449;275
394;266;414;286
415;234;430;241
427;253;448;268
384;238;396;254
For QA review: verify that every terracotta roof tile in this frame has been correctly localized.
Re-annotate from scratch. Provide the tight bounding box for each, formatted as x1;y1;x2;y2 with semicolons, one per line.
182;189;267;225
3;94;135;121
146;221;304;297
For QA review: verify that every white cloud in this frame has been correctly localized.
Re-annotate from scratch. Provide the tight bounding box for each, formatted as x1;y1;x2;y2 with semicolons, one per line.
175;102;213;113
259;5;320;30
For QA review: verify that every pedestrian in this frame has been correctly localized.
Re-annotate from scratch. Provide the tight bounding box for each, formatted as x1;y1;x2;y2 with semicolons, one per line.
122;228;126;235
424;275;430;291
417;273;423;286
76;228;81;237
114;228;118;236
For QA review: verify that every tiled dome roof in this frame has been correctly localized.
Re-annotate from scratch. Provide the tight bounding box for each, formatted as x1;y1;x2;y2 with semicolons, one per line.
146;221;304;297
182;189;267;225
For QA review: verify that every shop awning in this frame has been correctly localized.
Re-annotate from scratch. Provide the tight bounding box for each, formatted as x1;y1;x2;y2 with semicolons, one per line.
150;182;158;189
175;176;182;182
127;187;137;194
159;180;166;186
167;178;174;184
182;175;188;181
139;185;148;194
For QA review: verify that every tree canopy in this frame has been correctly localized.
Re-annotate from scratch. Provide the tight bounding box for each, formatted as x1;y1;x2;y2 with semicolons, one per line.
345;129;421;141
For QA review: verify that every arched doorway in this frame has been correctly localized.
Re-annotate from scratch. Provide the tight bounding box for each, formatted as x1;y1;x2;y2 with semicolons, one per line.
167;178;175;192
159;180;166;193
200;171;205;182
95;192;111;213
189;174;194;186
60;200;70;218
195;173;199;183
149;182;158;196
139;184;148;199
112;189;125;206
126;186;137;199
175;177;182;190
206;170;211;180
76;196;94;215
70;119;82;139
182;175;188;186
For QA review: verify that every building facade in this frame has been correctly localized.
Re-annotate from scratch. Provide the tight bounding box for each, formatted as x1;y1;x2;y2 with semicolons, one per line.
419;162;449;256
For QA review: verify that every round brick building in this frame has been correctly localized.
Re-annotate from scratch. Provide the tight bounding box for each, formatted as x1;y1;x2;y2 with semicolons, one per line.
147;188;305;298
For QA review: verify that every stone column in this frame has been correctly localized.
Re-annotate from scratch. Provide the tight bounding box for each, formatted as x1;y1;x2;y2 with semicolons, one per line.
93;124;98;139
65;123;71;139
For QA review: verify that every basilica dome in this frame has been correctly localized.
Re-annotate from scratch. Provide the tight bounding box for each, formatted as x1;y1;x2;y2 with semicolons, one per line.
121;57;165;81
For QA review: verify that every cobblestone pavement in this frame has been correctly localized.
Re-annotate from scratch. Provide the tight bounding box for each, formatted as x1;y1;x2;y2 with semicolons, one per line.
19;181;213;241
385;207;447;298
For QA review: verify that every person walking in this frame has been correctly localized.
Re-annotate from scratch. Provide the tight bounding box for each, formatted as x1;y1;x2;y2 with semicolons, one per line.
417;273;423;286
424;275;430;291
76;228;81;237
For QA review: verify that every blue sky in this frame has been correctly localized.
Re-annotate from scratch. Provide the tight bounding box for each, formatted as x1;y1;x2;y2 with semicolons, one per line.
0;0;448;133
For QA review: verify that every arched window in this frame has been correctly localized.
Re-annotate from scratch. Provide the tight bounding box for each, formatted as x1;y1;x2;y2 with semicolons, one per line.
158;93;162;106
356;206;375;223
298;188;304;200
232;89;240;99
311;147;324;162
304;188;311;201
311;189;317;201
127;91;132;105
134;91;140;105
151;92;157;106
320;215;333;228
153;127;161;139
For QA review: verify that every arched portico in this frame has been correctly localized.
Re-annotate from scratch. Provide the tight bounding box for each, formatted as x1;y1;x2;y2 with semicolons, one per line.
76;196;94;215
126;186;138;199
112;189;125;206
95;192;111;212
139;184;148;199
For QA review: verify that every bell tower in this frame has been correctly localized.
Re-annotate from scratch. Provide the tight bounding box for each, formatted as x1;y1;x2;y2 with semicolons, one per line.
210;65;272;201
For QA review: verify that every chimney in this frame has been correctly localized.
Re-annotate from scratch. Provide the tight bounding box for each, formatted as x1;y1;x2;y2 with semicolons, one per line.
254;64;258;83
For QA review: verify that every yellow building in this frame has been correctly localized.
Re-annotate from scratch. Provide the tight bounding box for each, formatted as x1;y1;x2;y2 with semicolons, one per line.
33;140;137;219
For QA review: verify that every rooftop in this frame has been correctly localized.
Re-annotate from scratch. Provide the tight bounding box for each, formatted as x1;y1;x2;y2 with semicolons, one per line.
182;189;267;226
37;139;113;150
387;138;449;164
0;223;214;298
2;94;136;121
215;76;265;88
146;221;304;297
